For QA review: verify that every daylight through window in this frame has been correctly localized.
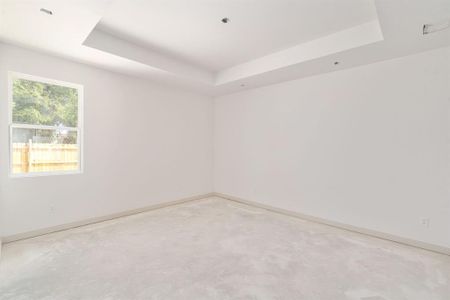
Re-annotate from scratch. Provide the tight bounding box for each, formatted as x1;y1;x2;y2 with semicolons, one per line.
9;73;83;176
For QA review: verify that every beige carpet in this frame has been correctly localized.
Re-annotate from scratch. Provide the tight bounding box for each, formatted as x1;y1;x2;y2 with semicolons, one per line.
0;197;449;299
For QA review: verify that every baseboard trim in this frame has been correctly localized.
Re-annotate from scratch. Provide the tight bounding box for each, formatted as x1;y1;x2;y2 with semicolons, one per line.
2;193;214;244
3;192;449;256
214;192;450;256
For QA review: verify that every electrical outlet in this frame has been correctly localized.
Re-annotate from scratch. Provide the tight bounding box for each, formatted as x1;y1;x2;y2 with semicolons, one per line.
420;218;430;228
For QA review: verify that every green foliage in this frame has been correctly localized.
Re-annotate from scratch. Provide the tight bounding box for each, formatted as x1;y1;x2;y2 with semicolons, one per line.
12;78;78;127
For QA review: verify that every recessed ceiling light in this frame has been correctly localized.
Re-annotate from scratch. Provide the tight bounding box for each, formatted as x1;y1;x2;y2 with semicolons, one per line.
221;18;230;24
40;8;53;15
423;20;450;35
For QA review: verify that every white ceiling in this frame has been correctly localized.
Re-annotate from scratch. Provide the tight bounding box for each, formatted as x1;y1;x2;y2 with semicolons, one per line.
97;0;377;71
0;0;449;96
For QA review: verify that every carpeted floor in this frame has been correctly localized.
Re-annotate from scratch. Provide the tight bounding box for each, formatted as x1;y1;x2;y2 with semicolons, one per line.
0;197;449;299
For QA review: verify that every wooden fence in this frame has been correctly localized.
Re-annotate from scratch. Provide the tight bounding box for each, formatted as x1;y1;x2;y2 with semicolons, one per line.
12;141;79;174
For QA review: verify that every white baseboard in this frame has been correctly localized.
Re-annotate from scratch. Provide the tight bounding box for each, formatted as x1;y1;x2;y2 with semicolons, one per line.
2;193;214;244
214;192;450;256
3;192;449;256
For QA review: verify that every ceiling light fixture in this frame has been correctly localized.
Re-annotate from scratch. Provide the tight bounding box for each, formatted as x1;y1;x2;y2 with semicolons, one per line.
221;17;230;24
40;8;53;15
423;20;449;35
334;61;340;65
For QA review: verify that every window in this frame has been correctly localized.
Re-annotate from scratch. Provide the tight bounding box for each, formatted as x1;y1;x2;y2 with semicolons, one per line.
9;72;83;177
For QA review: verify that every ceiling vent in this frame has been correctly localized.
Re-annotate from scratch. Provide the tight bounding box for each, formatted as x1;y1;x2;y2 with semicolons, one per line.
40;8;53;15
423;20;449;35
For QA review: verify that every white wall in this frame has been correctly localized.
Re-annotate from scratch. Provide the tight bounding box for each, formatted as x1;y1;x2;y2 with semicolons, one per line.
214;47;450;248
1;42;449;250
0;43;213;238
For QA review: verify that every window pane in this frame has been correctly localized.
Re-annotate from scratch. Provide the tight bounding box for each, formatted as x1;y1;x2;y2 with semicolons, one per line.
12;78;78;127
12;127;79;174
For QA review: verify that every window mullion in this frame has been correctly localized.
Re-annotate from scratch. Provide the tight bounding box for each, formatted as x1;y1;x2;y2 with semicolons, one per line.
10;123;78;131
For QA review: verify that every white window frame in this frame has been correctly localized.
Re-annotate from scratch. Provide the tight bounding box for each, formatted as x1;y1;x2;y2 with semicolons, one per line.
8;72;84;178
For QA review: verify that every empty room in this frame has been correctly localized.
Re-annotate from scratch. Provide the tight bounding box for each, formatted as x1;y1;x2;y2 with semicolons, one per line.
0;0;449;299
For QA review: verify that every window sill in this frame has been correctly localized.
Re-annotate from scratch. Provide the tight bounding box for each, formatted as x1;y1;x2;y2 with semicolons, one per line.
9;170;83;179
